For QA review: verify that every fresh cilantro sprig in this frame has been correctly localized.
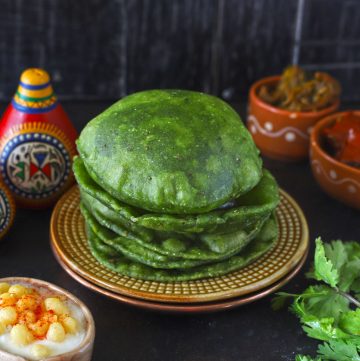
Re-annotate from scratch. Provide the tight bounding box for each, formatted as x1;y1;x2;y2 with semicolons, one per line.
272;237;360;361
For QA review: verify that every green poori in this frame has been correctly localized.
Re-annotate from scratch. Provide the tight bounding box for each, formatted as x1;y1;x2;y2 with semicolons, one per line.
74;156;279;235
77;90;263;214
86;216;278;282
80;196;271;260
75;89;280;282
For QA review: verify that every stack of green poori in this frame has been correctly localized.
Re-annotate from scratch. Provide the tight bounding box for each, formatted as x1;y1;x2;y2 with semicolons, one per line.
74;90;280;282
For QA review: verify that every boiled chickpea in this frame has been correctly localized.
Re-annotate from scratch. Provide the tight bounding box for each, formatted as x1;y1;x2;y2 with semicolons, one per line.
61;316;78;334
31;344;51;360
0;322;5;335
46;322;66;342
8;284;28;298
10;324;34;345
44;297;69;315
0;306;17;325
0;283;10;294
0;292;17;307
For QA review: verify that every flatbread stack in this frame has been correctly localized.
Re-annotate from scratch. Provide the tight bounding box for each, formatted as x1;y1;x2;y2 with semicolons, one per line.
74;90;280;281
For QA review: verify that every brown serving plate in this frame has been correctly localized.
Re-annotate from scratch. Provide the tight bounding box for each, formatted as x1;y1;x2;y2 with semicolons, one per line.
50;186;309;304
52;245;308;313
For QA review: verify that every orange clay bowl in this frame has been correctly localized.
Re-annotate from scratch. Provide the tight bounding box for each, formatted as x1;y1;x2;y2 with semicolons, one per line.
310;111;360;210
248;76;339;161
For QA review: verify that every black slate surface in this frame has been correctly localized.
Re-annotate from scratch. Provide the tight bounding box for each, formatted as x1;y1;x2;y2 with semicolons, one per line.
0;101;358;361
1;0;360;101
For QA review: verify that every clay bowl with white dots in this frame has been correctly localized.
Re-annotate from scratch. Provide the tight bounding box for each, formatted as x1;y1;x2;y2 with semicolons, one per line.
310;111;360;209
248;75;339;161
0;277;95;361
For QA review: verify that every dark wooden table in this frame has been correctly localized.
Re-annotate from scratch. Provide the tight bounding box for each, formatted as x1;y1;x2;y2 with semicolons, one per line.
0;101;358;361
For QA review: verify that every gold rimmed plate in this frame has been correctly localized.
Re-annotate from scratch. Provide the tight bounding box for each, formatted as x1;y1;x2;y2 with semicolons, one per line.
52;244;308;313
50;186;309;304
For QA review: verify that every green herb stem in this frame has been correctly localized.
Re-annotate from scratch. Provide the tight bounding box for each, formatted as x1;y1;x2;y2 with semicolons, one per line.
336;287;360;308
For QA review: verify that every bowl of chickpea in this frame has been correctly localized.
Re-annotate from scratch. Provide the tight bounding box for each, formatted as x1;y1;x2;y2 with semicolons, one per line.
0;277;95;361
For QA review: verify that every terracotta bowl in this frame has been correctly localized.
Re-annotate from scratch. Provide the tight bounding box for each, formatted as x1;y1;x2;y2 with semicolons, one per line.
310;111;360;209
0;277;95;361
248;76;340;161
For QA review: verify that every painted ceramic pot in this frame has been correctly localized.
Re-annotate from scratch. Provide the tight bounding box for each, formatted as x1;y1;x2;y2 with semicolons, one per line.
0;68;78;208
0;277;95;361
310;111;360;209
0;181;15;241
248;76;339;161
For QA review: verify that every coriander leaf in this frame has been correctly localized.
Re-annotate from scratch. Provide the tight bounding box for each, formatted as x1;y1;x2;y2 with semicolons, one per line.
271;239;360;361
314;238;339;288
339;309;360;336
290;285;330;320
317;339;360;361
295;355;321;361
291;286;325;318
291;285;349;323
274;287;330;314
302;317;351;342
307;240;360;291
271;292;300;310
339;259;360;292
351;279;360;294
324;240;348;274
306;289;349;322
344;242;360;261
290;286;351;342
351;279;360;301
341;242;360;295
348;337;360;348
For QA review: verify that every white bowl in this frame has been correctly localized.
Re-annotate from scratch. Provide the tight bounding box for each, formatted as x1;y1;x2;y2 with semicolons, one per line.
0;277;95;361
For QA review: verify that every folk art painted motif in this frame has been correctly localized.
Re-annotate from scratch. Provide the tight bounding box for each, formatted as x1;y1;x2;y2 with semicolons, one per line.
0;181;15;240
0;68;78;208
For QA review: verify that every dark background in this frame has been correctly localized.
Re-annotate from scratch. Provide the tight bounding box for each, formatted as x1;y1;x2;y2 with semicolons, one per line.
1;0;360;102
